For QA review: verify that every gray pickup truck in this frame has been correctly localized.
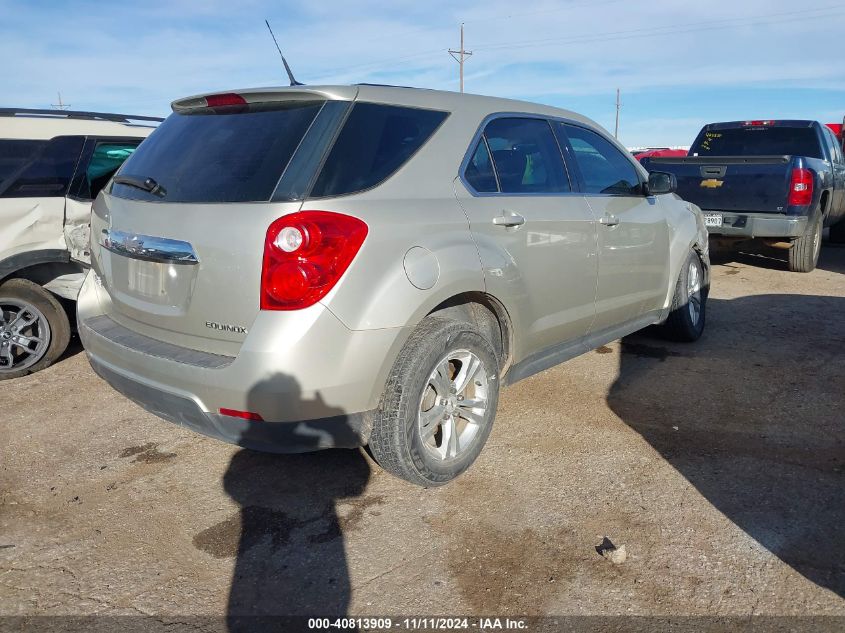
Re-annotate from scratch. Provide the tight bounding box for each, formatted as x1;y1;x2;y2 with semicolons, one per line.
641;120;845;272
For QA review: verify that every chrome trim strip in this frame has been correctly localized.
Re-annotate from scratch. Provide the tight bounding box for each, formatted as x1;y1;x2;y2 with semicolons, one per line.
100;229;199;265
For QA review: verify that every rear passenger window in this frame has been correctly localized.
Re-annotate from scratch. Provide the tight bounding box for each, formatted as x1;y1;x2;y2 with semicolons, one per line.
0;136;84;198
483;118;569;194
310;103;448;198
560;124;641;195
464;139;498;192
72;141;141;200
0;139;47;190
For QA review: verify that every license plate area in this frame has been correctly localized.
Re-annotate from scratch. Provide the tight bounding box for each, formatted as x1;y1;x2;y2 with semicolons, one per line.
703;213;723;228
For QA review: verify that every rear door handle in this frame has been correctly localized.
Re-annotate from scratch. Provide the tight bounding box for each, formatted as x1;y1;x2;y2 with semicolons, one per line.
599;215;620;227
492;210;526;227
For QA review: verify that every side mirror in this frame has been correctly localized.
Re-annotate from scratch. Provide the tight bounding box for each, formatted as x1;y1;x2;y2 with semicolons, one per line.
646;171;677;195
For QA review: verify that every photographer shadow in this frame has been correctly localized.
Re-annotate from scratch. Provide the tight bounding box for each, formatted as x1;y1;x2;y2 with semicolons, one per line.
196;373;371;630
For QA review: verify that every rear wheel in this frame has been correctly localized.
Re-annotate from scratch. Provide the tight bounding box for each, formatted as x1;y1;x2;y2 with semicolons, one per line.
788;214;822;272
0;279;71;380
829;218;845;244
660;250;707;342
368;317;500;487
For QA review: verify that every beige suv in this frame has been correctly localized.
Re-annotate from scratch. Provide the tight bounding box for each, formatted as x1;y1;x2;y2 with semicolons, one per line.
78;85;709;486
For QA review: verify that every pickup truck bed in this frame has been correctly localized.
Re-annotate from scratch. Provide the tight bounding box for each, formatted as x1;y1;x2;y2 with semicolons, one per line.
643;154;814;239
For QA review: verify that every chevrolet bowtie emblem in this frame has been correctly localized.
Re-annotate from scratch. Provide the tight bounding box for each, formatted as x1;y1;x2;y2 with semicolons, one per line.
700;178;724;188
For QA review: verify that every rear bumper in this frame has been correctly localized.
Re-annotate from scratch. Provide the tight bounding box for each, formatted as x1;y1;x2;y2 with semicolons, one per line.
78;273;409;453
86;354;372;452
704;212;808;238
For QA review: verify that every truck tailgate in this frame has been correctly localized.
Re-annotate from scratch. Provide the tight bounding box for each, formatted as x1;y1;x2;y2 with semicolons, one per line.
645;155;792;214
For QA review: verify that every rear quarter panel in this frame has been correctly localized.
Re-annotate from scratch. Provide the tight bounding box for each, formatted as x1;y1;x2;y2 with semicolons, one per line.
314;104;487;332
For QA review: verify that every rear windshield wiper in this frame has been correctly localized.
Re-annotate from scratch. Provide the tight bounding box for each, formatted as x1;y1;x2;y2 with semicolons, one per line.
113;175;167;198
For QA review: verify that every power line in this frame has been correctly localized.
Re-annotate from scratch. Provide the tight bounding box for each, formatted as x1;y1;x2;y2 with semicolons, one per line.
317;0;624;77
472;5;845;52
615;89;621;139
51;92;70;110
314;4;845;80
448;23;473;93
459;0;624;26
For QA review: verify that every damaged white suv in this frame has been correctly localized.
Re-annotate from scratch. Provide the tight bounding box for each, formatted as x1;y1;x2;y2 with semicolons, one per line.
0;108;160;379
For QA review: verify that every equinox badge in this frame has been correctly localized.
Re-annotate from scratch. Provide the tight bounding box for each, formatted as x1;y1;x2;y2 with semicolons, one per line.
205;321;248;334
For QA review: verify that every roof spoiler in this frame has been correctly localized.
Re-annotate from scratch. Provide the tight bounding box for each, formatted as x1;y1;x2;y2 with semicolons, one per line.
171;87;358;113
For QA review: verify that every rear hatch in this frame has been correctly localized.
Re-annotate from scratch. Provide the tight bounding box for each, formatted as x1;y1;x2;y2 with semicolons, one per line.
89;89;354;355
646;121;822;214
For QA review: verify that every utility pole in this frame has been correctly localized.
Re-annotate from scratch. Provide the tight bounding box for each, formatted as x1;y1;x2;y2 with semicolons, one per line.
51;92;70;110
448;23;473;93
614;88;621;139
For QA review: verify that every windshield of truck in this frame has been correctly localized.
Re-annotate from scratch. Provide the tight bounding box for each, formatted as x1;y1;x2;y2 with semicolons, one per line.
691;127;822;158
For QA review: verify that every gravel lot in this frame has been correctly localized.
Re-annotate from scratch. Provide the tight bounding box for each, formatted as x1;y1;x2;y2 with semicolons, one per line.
1;241;843;625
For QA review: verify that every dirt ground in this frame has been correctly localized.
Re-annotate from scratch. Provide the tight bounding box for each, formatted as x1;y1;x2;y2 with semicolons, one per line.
1;240;844;626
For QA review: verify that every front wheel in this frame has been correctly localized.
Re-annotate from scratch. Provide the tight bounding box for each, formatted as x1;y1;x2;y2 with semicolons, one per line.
0;279;71;380
660;250;707;342
788;214;822;272
368;317;500;487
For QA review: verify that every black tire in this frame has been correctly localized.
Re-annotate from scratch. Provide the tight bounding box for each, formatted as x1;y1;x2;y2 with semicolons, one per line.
660;250;707;342
0;278;71;380
368;316;500;487
829;218;845;244
788;214;822;272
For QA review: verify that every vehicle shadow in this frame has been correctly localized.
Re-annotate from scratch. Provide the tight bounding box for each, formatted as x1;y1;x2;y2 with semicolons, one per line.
58;335;85;364
608;295;845;598
709;232;845;274
209;373;371;631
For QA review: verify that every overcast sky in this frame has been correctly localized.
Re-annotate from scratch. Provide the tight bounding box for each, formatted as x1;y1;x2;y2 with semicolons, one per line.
2;0;844;147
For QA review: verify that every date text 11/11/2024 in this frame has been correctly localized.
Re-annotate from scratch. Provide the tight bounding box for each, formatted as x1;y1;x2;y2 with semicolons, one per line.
306;617;530;630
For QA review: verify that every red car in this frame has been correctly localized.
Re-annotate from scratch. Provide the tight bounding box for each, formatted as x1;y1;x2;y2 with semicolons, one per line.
633;147;688;163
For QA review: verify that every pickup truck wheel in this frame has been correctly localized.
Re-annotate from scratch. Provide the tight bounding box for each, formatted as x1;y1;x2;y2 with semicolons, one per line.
368;316;499;487
660;250;706;342
788;215;822;272
0;279;71;381
829;218;845;244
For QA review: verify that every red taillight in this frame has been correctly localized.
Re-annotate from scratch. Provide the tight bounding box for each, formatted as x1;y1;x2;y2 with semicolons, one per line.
219;408;264;421
205;93;247;107
261;211;368;310
788;168;813;206
744;120;774;127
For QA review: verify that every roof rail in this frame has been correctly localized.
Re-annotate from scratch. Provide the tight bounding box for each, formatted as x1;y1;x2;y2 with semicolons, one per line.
0;108;163;123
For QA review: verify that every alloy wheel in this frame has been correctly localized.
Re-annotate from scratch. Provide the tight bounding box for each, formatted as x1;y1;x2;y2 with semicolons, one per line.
687;260;702;326
418;349;491;461
0;300;51;372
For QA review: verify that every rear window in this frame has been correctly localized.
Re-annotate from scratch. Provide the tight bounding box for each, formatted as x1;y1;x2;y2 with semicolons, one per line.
111;102;323;203
691;126;822;158
309;103;447;198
